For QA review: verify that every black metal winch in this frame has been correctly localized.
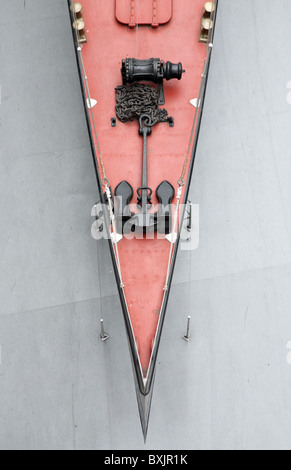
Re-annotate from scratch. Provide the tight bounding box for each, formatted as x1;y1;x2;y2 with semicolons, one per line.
122;58;185;105
122;58;184;84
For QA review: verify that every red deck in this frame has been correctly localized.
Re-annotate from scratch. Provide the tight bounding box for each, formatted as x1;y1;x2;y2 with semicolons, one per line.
80;0;208;375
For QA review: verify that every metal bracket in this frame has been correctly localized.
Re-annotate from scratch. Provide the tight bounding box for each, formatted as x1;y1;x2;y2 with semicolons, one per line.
100;319;109;342
182;316;191;342
180;200;192;242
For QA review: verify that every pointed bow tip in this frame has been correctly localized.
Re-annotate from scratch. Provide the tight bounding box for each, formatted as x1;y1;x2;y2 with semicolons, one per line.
142;424;148;444
136;387;154;444
138;393;151;442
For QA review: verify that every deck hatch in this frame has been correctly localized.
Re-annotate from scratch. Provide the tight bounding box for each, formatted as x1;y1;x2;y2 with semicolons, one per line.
116;0;173;28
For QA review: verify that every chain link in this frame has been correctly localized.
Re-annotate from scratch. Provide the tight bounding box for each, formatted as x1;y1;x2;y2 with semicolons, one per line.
115;83;169;125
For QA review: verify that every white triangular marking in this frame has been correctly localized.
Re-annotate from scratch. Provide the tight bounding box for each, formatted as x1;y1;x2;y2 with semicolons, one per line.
190;98;200;108
87;98;97;109
111;232;123;244
165;232;178;244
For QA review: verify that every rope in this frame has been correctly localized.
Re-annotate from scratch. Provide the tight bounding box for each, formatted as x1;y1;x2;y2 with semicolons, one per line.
178;0;216;187
71;1;109;187
165;0;217;286
70;0;124;290
70;1;106;319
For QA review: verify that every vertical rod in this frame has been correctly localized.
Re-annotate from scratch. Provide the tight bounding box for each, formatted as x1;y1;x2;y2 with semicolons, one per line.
100;319;109;342
187;203;192;232
182;316;191;342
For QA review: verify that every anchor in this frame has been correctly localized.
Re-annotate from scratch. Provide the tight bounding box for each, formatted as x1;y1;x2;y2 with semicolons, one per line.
115;114;175;235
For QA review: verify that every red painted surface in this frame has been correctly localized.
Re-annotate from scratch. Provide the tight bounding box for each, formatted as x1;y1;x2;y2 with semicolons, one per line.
81;0;207;375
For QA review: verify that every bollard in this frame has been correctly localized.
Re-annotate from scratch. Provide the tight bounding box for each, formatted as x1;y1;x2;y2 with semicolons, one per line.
199;2;216;43
71;2;87;44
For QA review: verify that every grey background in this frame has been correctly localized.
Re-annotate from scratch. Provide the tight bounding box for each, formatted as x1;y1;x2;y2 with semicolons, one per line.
0;0;291;450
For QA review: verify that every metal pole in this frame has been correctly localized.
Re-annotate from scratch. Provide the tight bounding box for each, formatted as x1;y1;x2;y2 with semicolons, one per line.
182;316;191;342
100;319;109;342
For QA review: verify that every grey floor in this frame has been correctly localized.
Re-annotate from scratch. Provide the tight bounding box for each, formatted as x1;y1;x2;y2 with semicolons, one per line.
1;0;291;450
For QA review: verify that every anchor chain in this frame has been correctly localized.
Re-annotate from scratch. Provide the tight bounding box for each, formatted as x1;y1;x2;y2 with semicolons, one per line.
115;83;169;125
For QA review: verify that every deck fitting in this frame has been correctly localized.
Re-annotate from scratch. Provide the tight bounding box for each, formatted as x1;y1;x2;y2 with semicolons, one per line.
182;316;191;342
199;2;216;44
71;2;87;44
100;319;109;342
